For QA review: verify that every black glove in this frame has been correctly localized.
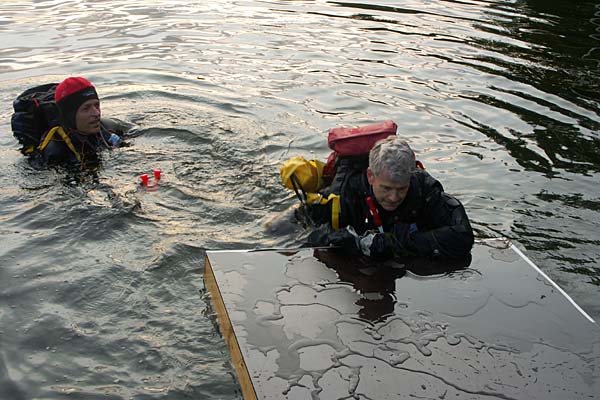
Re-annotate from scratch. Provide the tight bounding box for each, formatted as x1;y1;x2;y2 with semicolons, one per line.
357;231;393;260
305;225;360;253
327;226;360;251
305;224;334;247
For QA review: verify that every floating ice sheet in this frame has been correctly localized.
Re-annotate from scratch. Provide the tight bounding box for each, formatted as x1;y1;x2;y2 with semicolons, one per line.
205;239;599;400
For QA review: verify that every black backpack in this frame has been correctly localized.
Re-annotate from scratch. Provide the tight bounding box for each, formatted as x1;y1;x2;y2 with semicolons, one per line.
11;83;61;154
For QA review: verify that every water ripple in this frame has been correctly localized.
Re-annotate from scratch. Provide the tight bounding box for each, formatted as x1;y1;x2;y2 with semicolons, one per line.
1;0;599;398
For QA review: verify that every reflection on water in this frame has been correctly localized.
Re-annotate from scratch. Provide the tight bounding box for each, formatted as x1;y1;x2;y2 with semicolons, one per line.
0;0;599;399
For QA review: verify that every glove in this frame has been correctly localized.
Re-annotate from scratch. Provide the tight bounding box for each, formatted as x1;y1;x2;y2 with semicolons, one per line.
305;224;334;247
305;225;361;253
326;226;360;251
357;231;392;260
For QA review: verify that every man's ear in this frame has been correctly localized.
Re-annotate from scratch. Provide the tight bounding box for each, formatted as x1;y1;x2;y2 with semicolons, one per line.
366;168;374;185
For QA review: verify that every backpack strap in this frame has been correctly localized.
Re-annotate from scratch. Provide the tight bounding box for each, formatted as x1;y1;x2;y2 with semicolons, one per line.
290;173;308;205
38;126;82;162
306;193;341;230
329;194;341;230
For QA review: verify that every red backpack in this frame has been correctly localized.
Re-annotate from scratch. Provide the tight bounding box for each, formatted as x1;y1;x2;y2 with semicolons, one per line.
322;120;397;186
280;121;399;229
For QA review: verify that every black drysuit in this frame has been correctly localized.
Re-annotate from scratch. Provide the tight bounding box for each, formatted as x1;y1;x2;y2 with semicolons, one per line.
40;124;118;169
307;167;474;259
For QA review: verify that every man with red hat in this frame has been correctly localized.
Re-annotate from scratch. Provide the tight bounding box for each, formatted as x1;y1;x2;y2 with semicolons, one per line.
38;76;121;168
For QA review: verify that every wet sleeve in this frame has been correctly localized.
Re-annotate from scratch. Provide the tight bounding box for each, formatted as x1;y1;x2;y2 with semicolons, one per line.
41;141;67;165
405;187;475;258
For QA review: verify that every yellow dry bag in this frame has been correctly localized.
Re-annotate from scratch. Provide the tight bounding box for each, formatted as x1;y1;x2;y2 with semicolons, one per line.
280;155;341;229
280;156;326;193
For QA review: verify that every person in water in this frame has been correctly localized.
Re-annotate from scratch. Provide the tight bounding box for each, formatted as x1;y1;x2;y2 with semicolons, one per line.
38;76;122;168
307;136;474;260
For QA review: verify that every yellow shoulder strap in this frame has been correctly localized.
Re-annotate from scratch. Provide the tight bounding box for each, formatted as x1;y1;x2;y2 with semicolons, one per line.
38;126;82;162
329;194;341;230
305;193;341;230
38;126;59;151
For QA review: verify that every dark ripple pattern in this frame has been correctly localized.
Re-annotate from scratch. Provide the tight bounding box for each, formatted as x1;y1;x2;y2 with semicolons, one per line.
0;0;599;398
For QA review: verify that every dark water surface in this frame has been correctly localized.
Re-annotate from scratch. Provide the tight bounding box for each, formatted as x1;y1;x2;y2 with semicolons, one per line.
0;1;598;399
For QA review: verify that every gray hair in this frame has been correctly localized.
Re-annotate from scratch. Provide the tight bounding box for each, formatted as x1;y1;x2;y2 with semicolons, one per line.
369;136;415;183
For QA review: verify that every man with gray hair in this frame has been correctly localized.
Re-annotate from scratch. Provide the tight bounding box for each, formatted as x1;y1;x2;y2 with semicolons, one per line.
367;137;415;211
307;136;474;260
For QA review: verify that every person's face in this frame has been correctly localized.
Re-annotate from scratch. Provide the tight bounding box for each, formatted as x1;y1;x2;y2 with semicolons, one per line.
367;168;410;211
75;99;101;134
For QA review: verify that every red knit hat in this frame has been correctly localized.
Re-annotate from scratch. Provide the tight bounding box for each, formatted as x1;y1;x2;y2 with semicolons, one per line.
55;77;99;129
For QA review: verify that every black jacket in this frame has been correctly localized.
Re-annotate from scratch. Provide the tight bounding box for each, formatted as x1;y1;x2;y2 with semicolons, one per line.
308;168;474;258
40;125;118;168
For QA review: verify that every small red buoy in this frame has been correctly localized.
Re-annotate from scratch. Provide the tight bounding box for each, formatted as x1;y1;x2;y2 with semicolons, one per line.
140;174;149;186
153;168;161;181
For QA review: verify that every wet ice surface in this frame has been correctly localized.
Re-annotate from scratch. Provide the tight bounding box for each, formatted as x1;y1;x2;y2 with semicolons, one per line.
206;240;600;400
